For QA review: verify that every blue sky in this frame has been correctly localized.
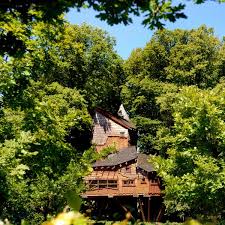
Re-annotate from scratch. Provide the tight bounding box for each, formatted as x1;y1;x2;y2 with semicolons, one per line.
66;2;225;59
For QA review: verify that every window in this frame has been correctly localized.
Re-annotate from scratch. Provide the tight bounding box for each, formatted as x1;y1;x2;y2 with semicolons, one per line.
88;180;118;190
123;179;135;187
99;180;107;188
151;178;158;184
88;180;98;189
108;180;118;188
141;178;146;184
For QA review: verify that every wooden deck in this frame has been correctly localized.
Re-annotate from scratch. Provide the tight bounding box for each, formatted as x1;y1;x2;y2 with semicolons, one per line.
82;179;160;198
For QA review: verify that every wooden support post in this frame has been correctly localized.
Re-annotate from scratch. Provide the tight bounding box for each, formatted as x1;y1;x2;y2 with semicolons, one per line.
139;198;146;222
156;205;165;222
147;197;151;222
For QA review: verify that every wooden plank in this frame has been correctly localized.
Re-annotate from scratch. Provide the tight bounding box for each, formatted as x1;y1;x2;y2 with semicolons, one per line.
113;171;116;179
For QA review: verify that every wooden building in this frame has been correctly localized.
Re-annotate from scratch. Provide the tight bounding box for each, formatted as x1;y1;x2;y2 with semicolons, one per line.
92;107;137;152
83;106;163;222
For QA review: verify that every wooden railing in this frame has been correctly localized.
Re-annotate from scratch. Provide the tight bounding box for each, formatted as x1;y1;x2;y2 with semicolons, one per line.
84;179;161;197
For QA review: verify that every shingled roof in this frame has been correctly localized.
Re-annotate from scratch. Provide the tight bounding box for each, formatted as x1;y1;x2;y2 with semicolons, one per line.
93;146;155;172
93;146;137;167
95;108;136;130
137;153;155;172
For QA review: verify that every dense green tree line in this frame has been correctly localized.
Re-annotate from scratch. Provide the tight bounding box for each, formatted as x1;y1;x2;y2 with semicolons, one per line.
2;2;225;222
122;26;225;154
0;12;124;223
123;26;225;220
0;82;92;223
152;84;225;218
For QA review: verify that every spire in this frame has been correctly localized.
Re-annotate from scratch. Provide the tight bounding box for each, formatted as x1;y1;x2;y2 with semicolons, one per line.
117;104;130;121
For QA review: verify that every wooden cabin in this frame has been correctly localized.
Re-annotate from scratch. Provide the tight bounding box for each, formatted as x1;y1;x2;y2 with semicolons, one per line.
83;106;163;222
84;146;160;197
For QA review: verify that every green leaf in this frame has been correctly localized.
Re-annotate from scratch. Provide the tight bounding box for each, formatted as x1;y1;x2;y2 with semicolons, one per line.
65;191;82;211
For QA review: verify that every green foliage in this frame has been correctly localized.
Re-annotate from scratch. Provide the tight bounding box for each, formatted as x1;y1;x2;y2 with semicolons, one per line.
151;84;225;218
0;12;125;222
0;81;93;224
123;25;225;219
0;6;126;221
125;26;224;88
0;0;224;53
122;26;225;153
2;0;225;221
1;21;124;113
65;192;82;212
98;146;117;159
37;23;124;112
43;211;91;225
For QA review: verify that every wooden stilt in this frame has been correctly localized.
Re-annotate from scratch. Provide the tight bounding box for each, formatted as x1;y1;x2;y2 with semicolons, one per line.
147;197;151;222
98;199;103;218
139;198;146;222
156;205;165;222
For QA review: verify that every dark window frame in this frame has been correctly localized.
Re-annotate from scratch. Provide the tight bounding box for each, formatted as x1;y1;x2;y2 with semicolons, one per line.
141;177;146;184
88;179;118;190
122;179;135;187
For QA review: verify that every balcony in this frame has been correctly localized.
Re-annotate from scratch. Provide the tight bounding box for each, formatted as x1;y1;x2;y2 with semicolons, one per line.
83;179;161;198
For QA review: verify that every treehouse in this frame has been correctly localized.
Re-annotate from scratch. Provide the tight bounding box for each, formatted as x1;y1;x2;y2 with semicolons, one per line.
82;106;163;222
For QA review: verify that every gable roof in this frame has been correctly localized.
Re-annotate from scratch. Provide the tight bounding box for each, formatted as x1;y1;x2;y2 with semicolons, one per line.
95;108;135;130
137;153;154;172
93;146;137;167
93;146;155;172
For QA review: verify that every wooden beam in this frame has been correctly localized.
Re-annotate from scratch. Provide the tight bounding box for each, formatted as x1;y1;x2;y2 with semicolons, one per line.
138;198;146;222
113;171;116;179
156;205;165;222
147;197;151;222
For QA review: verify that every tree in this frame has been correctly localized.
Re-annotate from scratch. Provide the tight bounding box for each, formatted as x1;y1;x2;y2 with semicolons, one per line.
1;21;124;113
1;0;225;57
122;26;225;153
0;82;94;224
0;12;124;222
35;23;125;112
151;84;225;219
125;26;224;88
0;0;224;29
122;75;177;153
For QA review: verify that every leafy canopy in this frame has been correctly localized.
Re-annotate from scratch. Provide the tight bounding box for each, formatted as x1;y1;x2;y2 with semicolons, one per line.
122;26;225;153
0;81;94;224
1;0;225;57
152;84;225;218
0;6;124;222
1;20;124;113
